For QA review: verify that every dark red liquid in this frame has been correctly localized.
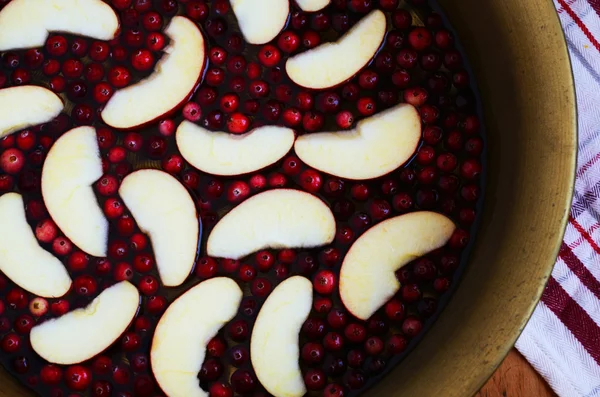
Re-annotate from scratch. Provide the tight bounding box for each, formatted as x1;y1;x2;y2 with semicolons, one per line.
0;0;484;396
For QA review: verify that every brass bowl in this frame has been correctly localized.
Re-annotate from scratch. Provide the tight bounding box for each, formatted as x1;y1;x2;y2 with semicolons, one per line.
0;0;576;396
370;0;577;395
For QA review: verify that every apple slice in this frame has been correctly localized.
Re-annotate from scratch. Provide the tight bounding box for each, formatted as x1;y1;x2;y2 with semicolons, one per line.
151;278;242;397
120;169;199;287
0;193;71;298
42;126;108;257
207;189;335;260
101;16;205;130
294;103;421;180
296;0;330;12
340;212;455;320
30;281;140;364
286;9;386;89
0;86;63;139
231;0;289;45
251;276;312;397
0;0;118;51
176;121;295;176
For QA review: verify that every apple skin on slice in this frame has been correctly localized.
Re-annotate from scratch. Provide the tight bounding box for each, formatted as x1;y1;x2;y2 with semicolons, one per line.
231;0;289;45
340;211;455;320
207;189;336;260
0;86;63;139
151;278;242;397
251;276;313;397
42;126;108;257
101;16;206;130
286;9;386;89
0;193;71;298
296;0;330;12
119;169;199;287
0;0;118;51
30;281;140;365
176;121;295;176
294;103;421;180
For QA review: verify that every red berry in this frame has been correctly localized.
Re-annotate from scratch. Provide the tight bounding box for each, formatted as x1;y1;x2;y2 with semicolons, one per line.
258;44;281;67
299;169;323;193
108;66;131;88
131;49;155;71
64;365;92;391
313;270;336;294
227;113;251;134
0;148;25;174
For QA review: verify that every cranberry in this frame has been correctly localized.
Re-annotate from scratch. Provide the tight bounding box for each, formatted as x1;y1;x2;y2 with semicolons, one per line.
404;87;428;107
13;357;29;374
324;384;346;397
108;66;131;88
231;369;256;394
64;365;91;391
258;44;281;67
283;108;302;127
251;278;272;297
324;332;344;351
92;381;112;396
131;49;155;71
52;237;73;256
313;270;336;295
0;148;25;174
303;317;326;339
41;365;63;385
305;369;326;390
1;333;20;353
227;181;250;202
461;159;482;179
396;48;418;69
51;300;69;316
74;275;97;296
147;32;166;51
230;345;249;367
146;295;167;314
209;383;233;397
228;319;249;342
227;112;250;134
146;136;167;158
138;275;159;295
278;31;300;52
345;370;366;390
85;63;105;83
402;316;423;337
357;97;376;116
46;35;68;56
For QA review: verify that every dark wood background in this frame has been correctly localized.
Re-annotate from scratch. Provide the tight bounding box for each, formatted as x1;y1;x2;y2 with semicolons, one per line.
476;349;556;397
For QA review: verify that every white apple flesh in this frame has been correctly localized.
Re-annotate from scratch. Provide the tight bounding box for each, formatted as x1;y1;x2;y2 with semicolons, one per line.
151;278;242;397
0;0;118;51
296;0;330;12
286;9;386;89
0;86;63;139
102;16;205;130
176;121;295;176
0;193;71;298
294;103;421;180
41;126;108;257
119;169;199;287
251;276;313;397
340;212;455;320
30;281;140;364
231;0;289;44
207;189;336;260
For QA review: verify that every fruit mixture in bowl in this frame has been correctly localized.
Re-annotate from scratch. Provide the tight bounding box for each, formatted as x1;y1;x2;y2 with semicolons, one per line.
0;0;484;396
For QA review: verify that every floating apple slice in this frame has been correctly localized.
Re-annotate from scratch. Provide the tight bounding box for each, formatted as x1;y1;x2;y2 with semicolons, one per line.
340;212;455;320
0;86;63;139
207;189;335;260
0;0;118;51
286;9;386;89
296;0;330;11
42;126;108;257
251;276;312;397
151;278;242;397
0;193;71;298
231;0;289;44
176;121;295;176
102;16;205;130
120;170;199;287
294;103;421;180
30;281;140;364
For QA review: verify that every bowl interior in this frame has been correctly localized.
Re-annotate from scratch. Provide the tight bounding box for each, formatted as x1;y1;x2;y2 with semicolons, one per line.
369;0;576;396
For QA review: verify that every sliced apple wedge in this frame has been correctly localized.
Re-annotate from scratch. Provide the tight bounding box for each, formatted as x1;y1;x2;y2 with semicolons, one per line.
296;0;330;12
0;86;63;139
340;212;455;320
0;193;71;298
286;9;386;89
151;278;242;397
294;103;421;180
0;0;118;51
176;121;295;176
42;126;108;257
251;276;312;397
207;189;335;260
30;281;140;364
120;170;199;287
102;16;205;130
231;0;289;45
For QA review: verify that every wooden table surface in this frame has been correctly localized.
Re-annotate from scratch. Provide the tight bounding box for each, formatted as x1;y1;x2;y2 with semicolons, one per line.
476;349;556;397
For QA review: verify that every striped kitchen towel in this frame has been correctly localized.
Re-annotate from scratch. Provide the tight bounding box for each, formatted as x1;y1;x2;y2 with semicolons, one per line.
515;1;600;396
